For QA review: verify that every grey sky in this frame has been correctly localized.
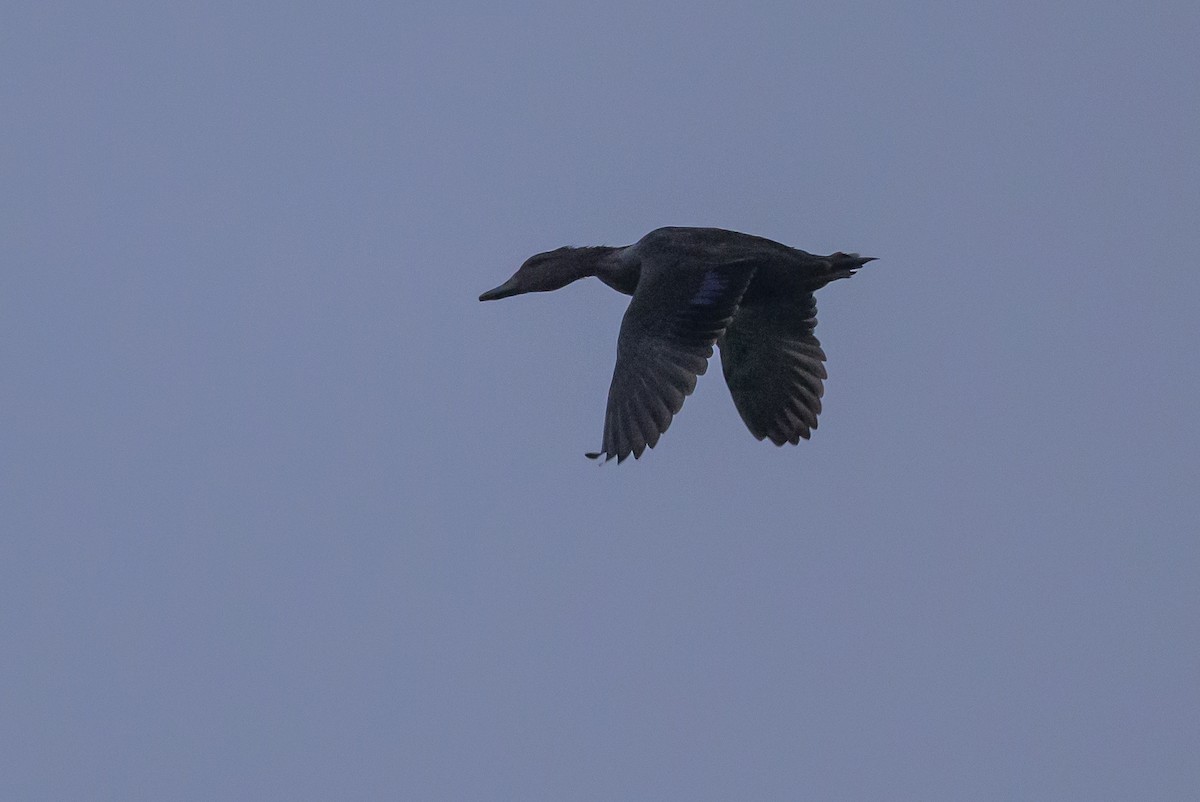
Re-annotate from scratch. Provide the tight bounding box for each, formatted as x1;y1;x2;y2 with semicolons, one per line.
4;1;1198;799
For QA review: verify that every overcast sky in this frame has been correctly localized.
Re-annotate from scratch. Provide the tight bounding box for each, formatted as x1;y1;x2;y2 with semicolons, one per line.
4;1;1199;799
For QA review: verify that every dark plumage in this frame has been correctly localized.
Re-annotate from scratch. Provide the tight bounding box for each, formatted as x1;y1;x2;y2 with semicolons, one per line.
479;227;876;462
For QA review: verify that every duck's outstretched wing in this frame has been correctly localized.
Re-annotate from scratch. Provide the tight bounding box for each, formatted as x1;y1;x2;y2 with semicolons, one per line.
587;260;758;463
718;292;827;446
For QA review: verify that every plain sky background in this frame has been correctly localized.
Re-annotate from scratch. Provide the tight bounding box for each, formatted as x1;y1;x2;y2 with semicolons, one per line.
4;1;1198;799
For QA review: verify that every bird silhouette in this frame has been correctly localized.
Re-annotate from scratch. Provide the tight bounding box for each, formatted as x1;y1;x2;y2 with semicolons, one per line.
480;227;876;462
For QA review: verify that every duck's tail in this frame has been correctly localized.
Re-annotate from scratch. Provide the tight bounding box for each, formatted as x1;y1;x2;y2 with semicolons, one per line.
826;253;877;282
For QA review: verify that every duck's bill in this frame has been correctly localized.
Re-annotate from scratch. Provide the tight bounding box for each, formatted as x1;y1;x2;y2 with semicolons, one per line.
479;278;519;301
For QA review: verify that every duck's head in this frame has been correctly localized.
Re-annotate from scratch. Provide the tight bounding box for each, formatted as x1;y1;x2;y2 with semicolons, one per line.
479;247;593;301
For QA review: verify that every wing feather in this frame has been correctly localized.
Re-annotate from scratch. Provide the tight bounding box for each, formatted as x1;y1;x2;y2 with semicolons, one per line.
719;292;829;447
588;259;759;462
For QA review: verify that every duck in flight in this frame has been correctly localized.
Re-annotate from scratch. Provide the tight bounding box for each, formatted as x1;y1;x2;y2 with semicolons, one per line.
480;227;876;462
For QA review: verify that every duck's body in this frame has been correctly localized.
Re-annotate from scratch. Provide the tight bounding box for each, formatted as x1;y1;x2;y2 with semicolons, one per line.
480;227;875;462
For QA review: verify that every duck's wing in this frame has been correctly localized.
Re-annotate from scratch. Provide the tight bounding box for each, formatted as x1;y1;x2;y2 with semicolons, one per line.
718;292;827;446
586;259;759;462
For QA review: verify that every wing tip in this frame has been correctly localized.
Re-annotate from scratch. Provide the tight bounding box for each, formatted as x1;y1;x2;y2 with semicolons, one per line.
585;445;655;464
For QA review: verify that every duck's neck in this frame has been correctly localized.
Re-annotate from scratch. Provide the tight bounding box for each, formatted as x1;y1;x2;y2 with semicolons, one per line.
560;245;617;278
579;246;638;296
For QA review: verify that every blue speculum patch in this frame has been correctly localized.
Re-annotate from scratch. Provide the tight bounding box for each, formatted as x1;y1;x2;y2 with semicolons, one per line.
689;270;726;306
